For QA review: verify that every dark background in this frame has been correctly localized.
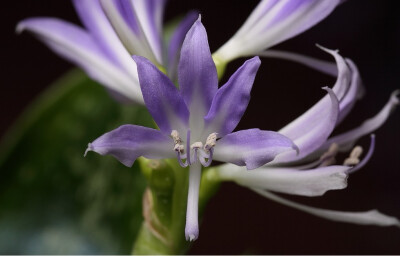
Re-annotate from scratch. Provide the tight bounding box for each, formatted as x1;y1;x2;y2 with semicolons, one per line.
1;0;400;254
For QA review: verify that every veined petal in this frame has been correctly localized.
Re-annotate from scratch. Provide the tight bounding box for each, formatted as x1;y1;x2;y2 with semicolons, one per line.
167;11;199;82
133;55;189;134
337;59;364;123
99;0;159;64
17;18;143;104
322;90;400;152
73;0;138;80
252;189;400;228
204;57;261;137
213;129;297;170
215;0;341;62
178;17;218;138
85;125;174;167
274;87;339;163
279;47;349;138
217;164;349;197
262;47;364;126
131;0;166;64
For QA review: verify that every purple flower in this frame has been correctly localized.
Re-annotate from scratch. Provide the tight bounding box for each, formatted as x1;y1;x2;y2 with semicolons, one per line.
84;17;298;241
17;0;198;104
214;0;343;63
216;46;400;228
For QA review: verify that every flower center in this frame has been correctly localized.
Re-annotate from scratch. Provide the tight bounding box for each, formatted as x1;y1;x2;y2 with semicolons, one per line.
171;130;217;168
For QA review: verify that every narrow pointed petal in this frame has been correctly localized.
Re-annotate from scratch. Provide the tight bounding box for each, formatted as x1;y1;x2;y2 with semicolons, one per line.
131;0;166;64
185;162;202;241
323;90;399;152
252;189;400;228
259;49;338;76
99;0;159;64
217;164;349;196
274;87;339;163
85;125;174;167
178;17;218;137
167;11;199;81
215;0;341;62
204;57;261;137
213;129;297;170
133;55;189;134
17;18;143;104
73;0;138;80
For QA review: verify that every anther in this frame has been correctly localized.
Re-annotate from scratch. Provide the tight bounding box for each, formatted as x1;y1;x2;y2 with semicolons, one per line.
171;130;182;144
191;142;203;149
174;144;184;152
319;143;339;167
204;133;217;152
344;145;363;166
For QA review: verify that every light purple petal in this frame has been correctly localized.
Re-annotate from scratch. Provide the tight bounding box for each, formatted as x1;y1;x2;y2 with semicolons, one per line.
252;189;400;228
178;17;218;137
274;87;340;163
215;0;342;61
203;57;261;137
17;18;143;104
85;124;174;167
133;55;189;135
99;0;159;64
213;129;298;170
217;163;350;196
73;0;138;78
337;58;364;124
323;90;399;152
167;11;199;82
131;0;166;64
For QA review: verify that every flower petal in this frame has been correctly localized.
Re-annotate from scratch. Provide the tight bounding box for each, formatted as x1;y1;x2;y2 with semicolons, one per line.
85;125;174;167
203;57;261;137
133;55;189;134
213;129;298;170
131;0;166;64
215;0;342;62
178;16;218;138
259;49;338;76
252;189;400;228
99;0;159;64
167;11;199;82
323;90;399;152
274;87;339;163
17;18;143;104
73;0;138;80
217;164;349;196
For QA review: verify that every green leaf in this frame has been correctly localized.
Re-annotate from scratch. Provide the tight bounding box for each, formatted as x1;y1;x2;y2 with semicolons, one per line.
0;70;155;254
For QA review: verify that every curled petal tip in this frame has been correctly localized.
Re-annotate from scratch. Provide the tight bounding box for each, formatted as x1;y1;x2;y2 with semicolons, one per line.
391;89;400;105
84;143;93;157
16;22;25;34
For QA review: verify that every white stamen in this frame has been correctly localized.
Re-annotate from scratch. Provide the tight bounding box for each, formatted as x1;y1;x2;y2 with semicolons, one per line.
171;130;182;144
204;133;217;152
344;146;363;166
174;144;184;152
319;143;339;167
191;142;203;149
